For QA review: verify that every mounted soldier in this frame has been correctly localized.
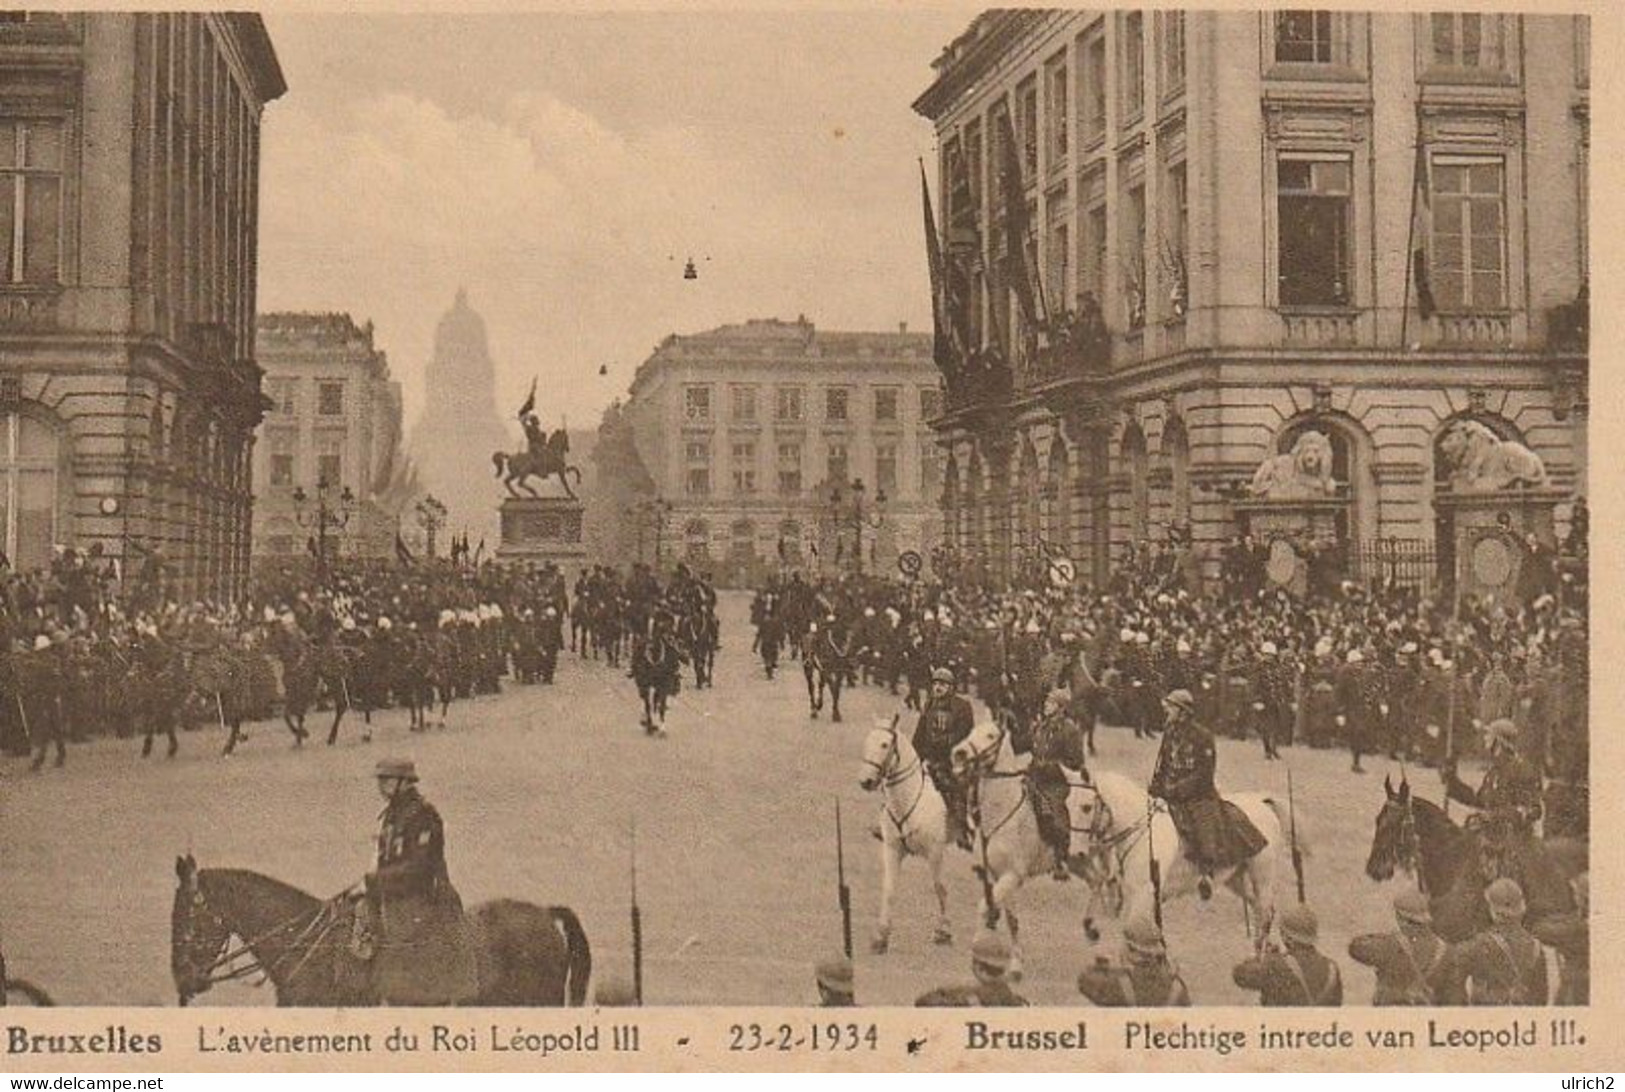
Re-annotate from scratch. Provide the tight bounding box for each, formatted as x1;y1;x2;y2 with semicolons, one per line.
911;666;974;849
1148;688;1267;901
1441;717;1544;880
1028;686;1088;880
356;759;478;1005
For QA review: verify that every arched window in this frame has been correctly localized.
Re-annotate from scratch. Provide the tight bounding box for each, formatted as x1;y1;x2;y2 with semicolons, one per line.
1123;423;1149;544
777;519;802;565
684;519;711;562
730;518;756;561
1047;438;1071;556
1164;416;1191;530
0;410;64;571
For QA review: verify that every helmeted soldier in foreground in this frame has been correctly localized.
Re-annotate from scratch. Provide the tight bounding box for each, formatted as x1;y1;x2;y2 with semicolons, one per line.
359;758;477;1005
1441;717;1544;879
814;955;856;1007
1438;877;1547;1006
1149;688;1266;900
1348;889;1447;1005
1028;686;1089;879
912;666;975;850
915;934;1027;1007
1232;903;1343;1007
1077;912;1191;1007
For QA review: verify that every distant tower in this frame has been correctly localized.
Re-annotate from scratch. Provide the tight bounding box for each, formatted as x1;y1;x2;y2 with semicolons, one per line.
406;289;513;545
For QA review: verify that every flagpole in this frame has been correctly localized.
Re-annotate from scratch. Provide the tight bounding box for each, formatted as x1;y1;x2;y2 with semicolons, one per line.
1399;98;1424;351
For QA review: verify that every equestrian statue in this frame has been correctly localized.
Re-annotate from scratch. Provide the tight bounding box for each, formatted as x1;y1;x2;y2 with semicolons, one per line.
492;378;583;500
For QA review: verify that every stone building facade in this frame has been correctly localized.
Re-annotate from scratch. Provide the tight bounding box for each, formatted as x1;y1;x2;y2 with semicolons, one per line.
621;318;944;585
252;312;405;563
915;10;1588;591
0;12;284;599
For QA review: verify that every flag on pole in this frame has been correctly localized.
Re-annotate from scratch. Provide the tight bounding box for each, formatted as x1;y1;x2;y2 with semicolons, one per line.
306;536;319;560
394;533;415;566
995;109;1046;332
517;376;537;420
921;161;964;376
1410;132;1436;321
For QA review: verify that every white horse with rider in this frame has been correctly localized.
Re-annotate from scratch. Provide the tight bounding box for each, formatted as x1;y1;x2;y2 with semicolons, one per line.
858;715;952;954
950;715;1300;976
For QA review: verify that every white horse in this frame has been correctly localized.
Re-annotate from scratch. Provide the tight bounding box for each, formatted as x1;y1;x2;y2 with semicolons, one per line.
948;716;1089;978
1071;764;1299;949
858;720;952;954
951;718;1302;969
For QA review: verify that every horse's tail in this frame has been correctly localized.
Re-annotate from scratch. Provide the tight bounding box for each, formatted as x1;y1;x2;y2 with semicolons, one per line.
1264;796;1310;861
4;978;55;1006
565;465;582;484
492;451;507;477
548;906;591;1006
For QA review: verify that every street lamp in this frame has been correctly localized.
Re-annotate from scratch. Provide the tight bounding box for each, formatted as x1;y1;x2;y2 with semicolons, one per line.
292;478;355;585
414;494;447;559
832;477;886;576
631;496;673;569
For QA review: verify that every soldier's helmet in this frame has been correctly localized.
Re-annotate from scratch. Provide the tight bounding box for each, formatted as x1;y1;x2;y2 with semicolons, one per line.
971;933;1012;977
815;955;855;998
930;667;955;685
1393;889;1432;927
1123;913;1166;962
374;757;419;783
1484;718;1519;750
1161;689;1196;716
1484;877;1526;922
1280;904;1319;947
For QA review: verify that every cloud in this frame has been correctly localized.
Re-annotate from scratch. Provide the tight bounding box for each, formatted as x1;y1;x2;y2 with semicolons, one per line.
257;87;931;432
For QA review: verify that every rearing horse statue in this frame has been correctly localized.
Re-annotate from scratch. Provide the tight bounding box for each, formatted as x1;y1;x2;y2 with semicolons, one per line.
493;428;582;500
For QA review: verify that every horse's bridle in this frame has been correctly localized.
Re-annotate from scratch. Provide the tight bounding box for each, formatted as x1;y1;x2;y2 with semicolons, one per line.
863;729;928;838
175;881;343;1004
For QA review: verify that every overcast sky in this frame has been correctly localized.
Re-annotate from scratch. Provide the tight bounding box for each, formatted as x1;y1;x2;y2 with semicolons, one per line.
256;10;971;433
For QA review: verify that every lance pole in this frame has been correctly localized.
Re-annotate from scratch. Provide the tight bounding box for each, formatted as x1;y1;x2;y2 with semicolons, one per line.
1147;798;1164;933
630;817;644;1006
835;798;853;960
1288;767;1306;904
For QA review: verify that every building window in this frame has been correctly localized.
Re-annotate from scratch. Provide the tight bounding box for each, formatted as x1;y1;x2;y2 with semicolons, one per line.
920;386;943;421
266;378;297;417
1081;28;1107;145
685;439;711;496
0;120;62;285
875;443;898;496
964;120;983;212
268;429;296;487
729;518;756;563
1277;154;1352;307
1166;161;1189;313
825;387;849;422
1048;215;1070;311
920;439;941;496
1275;11;1335;63
0;412;60;572
1430;13;1508;74
1160;11;1187;97
1084;202;1108;302
1019;78;1039;175
1430;156;1506;310
826;441;848;488
731;439;757;494
730;385;757;422
316;432;343;488
775;386;803;422
684;385;712;422
777;442;803;496
317;381;344;416
1046;55;1068;163
684;519;710;562
1120;13;1145;120
874;388;899;423
1123;184;1147;328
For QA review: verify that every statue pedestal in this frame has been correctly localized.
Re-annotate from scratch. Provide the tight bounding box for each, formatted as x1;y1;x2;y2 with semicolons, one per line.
1435;486;1565;608
1232;496;1349;597
496;495;588;576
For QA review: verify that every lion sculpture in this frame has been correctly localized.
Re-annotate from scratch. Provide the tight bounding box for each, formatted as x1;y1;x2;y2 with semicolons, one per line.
1248;429;1337;500
1438;419;1547;492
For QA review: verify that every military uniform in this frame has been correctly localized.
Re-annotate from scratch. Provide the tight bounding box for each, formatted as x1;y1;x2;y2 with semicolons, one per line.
913;678;975;840
1233;907;1343;1007
1078;919;1190;1007
1149;693;1266;872
1440;919;1547;1005
1348;892;1448;1005
368;764;477;1005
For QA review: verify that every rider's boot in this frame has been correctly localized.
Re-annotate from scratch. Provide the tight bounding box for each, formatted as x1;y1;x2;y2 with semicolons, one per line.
1198;872;1214;901
1051;845;1071;881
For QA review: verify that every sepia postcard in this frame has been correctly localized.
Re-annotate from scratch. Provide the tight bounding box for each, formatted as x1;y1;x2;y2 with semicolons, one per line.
0;0;1617;1073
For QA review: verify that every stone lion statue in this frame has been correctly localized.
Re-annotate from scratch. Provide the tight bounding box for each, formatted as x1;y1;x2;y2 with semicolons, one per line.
1438;420;1547;492
1248;429;1337;500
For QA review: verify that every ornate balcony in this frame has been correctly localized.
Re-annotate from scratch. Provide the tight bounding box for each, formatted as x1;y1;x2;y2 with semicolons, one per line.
1281;308;1360;347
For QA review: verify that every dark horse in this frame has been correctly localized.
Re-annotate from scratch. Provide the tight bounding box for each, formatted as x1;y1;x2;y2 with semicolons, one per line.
631;623;683;736
678;609;718;690
171;856;590;1007
801;620;857;723
1365;776;1587;942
